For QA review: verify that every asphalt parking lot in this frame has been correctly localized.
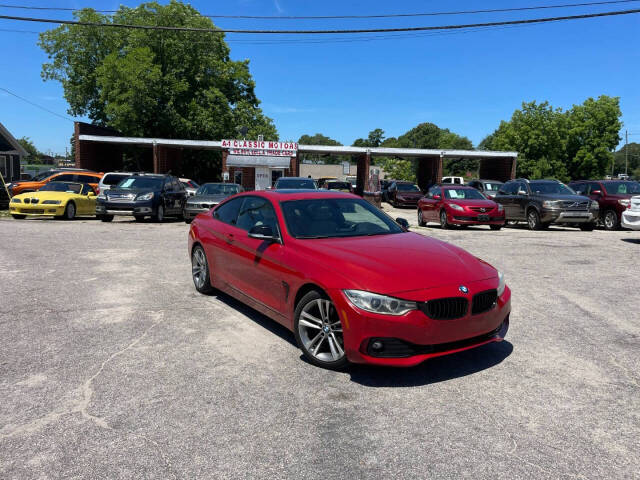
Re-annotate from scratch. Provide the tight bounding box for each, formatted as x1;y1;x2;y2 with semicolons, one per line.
1;210;639;479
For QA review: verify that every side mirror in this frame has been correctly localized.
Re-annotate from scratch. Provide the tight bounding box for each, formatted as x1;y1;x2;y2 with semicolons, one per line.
87;192;96;197
395;218;410;231
518;190;528;196
248;225;280;243
433;194;441;200
591;190;602;196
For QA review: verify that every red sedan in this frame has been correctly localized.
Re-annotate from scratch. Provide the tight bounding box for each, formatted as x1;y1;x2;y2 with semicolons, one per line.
188;190;511;369
418;185;505;230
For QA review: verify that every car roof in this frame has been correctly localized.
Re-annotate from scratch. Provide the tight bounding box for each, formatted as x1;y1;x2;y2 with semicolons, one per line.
276;177;314;181
243;190;355;200
440;184;474;189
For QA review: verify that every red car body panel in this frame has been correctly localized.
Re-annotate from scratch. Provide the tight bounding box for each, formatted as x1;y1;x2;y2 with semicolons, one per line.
418;186;505;226
188;190;511;367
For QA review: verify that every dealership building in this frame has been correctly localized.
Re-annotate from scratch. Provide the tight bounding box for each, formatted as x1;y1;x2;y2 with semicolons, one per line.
74;122;518;192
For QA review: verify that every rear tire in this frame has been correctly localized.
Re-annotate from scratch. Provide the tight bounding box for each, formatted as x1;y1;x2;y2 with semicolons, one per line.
417;209;426;226
12;214;26;220
191;245;214;294
440;210;450;229
603;209;619;231
100;215;114;222
490;225;502;231
294;290;348;370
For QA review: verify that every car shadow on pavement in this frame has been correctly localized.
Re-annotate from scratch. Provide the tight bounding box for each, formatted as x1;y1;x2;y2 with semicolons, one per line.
621;238;640;244
348;340;513;388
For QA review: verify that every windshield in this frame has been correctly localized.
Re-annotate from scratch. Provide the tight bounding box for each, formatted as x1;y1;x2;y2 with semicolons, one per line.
276;178;317;189
39;182;82;193
529;182;575;195
32;170;58;182
603;181;640;195
103;174;130;186
281;198;403;239
444;188;486;200
117;177;163;189
483;182;503;192
326;182;351;190
197;183;240;195
396;183;420;192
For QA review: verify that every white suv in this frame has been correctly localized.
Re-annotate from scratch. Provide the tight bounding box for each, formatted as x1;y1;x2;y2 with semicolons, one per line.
97;172;138;195
622;195;640;230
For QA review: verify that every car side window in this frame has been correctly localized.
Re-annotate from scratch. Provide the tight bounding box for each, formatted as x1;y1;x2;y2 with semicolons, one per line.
235;197;280;234
518;182;528;194
163;179;172;191
571;183;586;195
213;197;244;225
77;174;97;183
55;174;75;182
589;182;602;194
82;184;94;195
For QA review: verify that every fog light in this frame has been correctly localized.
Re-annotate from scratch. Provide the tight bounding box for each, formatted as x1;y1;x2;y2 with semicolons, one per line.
371;340;384;352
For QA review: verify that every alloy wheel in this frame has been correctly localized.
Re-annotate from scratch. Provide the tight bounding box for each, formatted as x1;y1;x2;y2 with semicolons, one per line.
192;247;207;290
298;298;345;363
65;202;75;220
604;211;617;230
527;210;539;230
440;210;449;229
418;209;425;226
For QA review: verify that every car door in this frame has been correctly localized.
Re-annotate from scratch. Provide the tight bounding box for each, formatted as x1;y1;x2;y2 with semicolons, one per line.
419;187;437;222
225;196;285;314
514;181;530;220
201;197;244;285
495;182;514;219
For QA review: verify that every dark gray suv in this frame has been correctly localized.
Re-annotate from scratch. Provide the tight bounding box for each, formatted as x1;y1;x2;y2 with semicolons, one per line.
494;179;599;230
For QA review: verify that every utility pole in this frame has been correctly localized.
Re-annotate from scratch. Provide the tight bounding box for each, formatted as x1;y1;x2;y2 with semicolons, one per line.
625;130;629;175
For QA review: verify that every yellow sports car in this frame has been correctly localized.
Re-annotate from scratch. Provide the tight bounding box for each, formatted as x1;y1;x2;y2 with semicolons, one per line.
9;181;97;220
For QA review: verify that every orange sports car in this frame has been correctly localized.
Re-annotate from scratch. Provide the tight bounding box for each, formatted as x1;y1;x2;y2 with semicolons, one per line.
8;170;103;196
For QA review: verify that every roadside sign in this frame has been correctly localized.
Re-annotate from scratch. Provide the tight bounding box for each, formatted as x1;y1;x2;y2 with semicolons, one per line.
222;171;230;182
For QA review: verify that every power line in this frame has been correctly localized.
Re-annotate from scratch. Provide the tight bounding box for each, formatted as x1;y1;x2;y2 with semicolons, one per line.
0;0;639;19
0;8;639;34
0;87;74;122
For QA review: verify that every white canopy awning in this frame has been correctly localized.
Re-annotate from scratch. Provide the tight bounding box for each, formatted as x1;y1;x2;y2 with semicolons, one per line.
226;155;291;168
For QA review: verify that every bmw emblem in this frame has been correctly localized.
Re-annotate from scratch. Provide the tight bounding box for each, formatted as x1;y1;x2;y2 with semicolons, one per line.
459;285;469;294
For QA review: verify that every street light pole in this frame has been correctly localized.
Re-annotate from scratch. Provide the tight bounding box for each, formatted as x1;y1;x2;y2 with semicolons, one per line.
625;129;628;176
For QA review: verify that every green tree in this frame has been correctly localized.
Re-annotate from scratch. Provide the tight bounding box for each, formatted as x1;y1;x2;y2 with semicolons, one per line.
39;1;277;143
298;133;345;165
614;142;640;177
565;96;621;179
17;137;41;160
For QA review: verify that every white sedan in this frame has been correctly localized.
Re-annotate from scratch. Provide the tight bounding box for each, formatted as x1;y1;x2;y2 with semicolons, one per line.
622;195;640;230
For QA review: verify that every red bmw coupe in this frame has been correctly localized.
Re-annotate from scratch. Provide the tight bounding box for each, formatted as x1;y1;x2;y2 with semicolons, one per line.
188;190;511;369
418;185;505;230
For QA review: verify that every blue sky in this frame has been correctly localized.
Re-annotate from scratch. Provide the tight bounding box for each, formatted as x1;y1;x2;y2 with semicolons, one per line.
1;0;639;155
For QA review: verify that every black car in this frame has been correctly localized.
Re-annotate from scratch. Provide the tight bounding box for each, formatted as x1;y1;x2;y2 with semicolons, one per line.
96;174;187;222
467;179;504;199
494;178;599;230
274;177;317;189
183;182;243;223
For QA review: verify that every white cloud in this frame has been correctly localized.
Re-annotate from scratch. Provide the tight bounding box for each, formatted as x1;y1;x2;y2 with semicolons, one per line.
274;0;284;13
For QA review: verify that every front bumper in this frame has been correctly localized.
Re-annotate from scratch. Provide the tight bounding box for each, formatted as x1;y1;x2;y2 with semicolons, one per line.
96;201;153;216
540;208;597;224
184;206;213;219
394;197;420;206
9;204;65;216
448;211;505;225
330;280;511;367
622;210;640;230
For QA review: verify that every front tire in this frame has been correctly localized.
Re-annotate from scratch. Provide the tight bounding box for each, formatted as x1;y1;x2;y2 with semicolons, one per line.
490;225;502;231
64;202;76;220
153;205;164;223
100;215;114;222
527;209;542;230
294;291;347;370
440;210;450;229
12;214;26;220
191;245;214;294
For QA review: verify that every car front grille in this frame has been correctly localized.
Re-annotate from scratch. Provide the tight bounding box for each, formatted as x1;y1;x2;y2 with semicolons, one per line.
107;193;136;202
560;200;589;210
20;209;44;214
472;289;498;315
420;297;468;320
470;207;491;213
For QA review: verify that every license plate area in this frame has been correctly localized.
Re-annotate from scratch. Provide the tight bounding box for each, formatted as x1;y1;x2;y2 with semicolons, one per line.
477;214;490;221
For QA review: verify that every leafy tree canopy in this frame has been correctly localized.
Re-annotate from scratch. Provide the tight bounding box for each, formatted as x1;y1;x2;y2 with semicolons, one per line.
17;137;41;159
480;96;621;181
39;1;277;141
298;133;345;165
614;142;640;179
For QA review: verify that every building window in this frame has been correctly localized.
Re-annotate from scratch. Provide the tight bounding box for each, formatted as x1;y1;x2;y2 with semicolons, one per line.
234;170;242;186
271;169;284;187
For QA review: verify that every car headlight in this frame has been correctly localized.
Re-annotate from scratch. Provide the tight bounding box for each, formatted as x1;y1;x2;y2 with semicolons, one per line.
11;197;21;203
618;199;630;207
137;192;154;201
42;200;61;205
449;203;464;211
497;271;506;297
591;200;600;209
542;200;557;208
343;290;417;316
496;203;504;212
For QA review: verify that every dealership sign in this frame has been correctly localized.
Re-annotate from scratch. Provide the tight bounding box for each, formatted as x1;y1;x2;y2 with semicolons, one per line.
222;139;298;157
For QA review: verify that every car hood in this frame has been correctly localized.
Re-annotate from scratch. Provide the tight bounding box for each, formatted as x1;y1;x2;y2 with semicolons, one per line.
106;188;158;196
446;199;497;208
187;194;228;204
535;193;590;201
14;191;78;200
395;192;423;198
294;233;497;295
